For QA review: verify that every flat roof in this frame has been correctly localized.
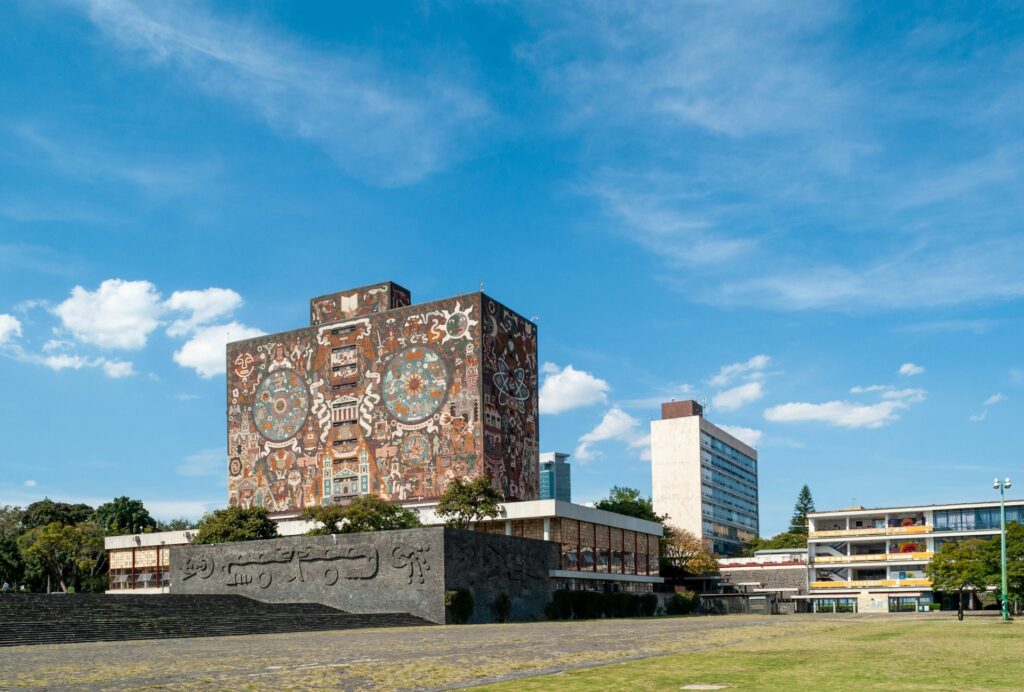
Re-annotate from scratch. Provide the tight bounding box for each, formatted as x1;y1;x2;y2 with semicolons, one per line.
810;497;1024;518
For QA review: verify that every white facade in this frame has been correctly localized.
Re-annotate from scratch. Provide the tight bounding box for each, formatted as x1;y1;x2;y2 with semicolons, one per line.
651;404;759;555
805;499;1024;613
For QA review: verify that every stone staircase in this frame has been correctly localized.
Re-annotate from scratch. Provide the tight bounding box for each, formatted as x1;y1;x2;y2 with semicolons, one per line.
0;594;430;647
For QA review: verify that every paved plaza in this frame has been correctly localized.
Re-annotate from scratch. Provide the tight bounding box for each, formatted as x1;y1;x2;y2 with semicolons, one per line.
0;614;916;690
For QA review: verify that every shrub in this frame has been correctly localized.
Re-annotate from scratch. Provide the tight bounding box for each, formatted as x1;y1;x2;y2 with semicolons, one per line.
492;592;512;623
570;590;604;619
546;590;573;620
445;589;474;624
639;593;658;616
665;591;697;615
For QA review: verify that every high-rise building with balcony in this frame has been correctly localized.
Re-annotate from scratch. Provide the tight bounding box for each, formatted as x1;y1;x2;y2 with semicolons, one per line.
651;400;759;556
805;499;1024;613
539;452;571;502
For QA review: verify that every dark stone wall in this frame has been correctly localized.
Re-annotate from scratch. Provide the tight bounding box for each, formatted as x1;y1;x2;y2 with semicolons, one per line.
170;528;560;624
170;528;445;623
720;566;808;592
443;530;558;624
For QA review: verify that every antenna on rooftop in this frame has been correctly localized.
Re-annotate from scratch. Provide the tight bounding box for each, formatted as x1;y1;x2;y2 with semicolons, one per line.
699;397;709;411
479;279;485;293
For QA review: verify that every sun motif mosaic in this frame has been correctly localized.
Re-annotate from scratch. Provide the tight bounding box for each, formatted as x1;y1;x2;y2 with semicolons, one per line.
252;369;310;442
382;347;449;424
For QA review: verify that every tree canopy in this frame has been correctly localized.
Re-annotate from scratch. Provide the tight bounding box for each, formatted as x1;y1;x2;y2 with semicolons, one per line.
789;485;815;535
661;525;719;575
192;507;278;545
741;531;807;556
302;496;421;535
93;496;157;535
594;486;661;523
21;500;94;532
435;477;503;529
17;521;106;593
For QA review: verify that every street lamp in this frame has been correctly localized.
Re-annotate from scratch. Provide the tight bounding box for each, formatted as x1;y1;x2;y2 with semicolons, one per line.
993;477;1013;622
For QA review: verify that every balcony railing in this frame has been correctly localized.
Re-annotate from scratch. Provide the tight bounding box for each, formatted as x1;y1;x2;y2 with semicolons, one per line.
812;552;933;564
809;525;932;538
811;578;933;589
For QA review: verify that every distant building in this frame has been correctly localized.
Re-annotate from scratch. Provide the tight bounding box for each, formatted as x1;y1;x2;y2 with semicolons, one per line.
805;499;1024;613
539;452;572;502
717;548;808;613
651;400;759;556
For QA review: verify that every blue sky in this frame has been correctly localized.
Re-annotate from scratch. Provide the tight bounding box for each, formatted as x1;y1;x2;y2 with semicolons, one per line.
1;1;1022;534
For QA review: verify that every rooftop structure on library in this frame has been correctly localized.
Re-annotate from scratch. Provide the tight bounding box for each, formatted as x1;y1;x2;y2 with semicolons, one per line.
227;281;539;515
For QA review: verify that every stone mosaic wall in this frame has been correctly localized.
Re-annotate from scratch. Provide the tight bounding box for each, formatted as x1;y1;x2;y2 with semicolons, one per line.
226;287;538;515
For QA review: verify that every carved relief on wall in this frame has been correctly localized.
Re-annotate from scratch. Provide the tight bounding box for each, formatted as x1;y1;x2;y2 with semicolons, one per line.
180;542;433;590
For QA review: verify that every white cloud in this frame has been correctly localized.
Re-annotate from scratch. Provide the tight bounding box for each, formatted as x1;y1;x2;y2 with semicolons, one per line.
882;388;927;403
539;363;610;414
165;288;243;337
178;447;224;477
764;398;918;429
101;359;136;378
173;321;265;377
23;479;37;488
850;384;887;394
709;355;771;387
53;279;163;349
970;392;1008;422
574;407;650;462
77;1;488;186
712;381;764;411
899;362;925;377
718;425;763;448
0;314;22;344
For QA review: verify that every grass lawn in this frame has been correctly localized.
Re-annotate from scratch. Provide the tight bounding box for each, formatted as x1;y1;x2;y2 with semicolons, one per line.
480;618;1023;691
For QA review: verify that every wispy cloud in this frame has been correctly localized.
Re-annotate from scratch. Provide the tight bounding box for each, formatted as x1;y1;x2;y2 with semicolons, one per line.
74;0;489;186
575;407;650;462
521;2;1024;312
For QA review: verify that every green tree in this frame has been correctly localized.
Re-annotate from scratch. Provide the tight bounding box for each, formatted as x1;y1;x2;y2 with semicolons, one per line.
155;517;193;531
980;521;1024;614
192;507;278;545
92;496;157;535
926;538;990;619
302;496;421;535
594;486;661;523
0;506;26;587
17;521;106;593
742;531;808;556
789;485;815;535
661;525;719;575
436;477;503;529
22;499;94;531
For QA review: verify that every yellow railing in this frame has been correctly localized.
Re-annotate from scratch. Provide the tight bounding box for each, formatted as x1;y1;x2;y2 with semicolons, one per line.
812;552;933;564
811;579;933;589
809;525;932;538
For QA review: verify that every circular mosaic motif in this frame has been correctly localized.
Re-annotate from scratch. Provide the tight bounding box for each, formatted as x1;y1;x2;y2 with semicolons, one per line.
401;432;431;466
446;312;469;339
382;347;449;424
252;370;310;441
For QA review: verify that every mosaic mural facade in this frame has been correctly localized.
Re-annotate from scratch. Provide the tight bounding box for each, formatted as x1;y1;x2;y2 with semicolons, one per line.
227;285;539;516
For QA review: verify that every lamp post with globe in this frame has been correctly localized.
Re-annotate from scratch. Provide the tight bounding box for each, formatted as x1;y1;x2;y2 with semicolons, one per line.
994;477;1013;622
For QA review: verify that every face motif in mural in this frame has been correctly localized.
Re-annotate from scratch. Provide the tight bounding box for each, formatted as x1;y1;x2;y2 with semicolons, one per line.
253;370;310;442
382;347;449;424
401;432;430;466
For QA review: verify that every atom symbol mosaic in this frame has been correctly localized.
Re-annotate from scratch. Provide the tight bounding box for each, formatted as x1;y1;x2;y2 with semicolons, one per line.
382;347;449;424
252;369;310;442
493;359;529;406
